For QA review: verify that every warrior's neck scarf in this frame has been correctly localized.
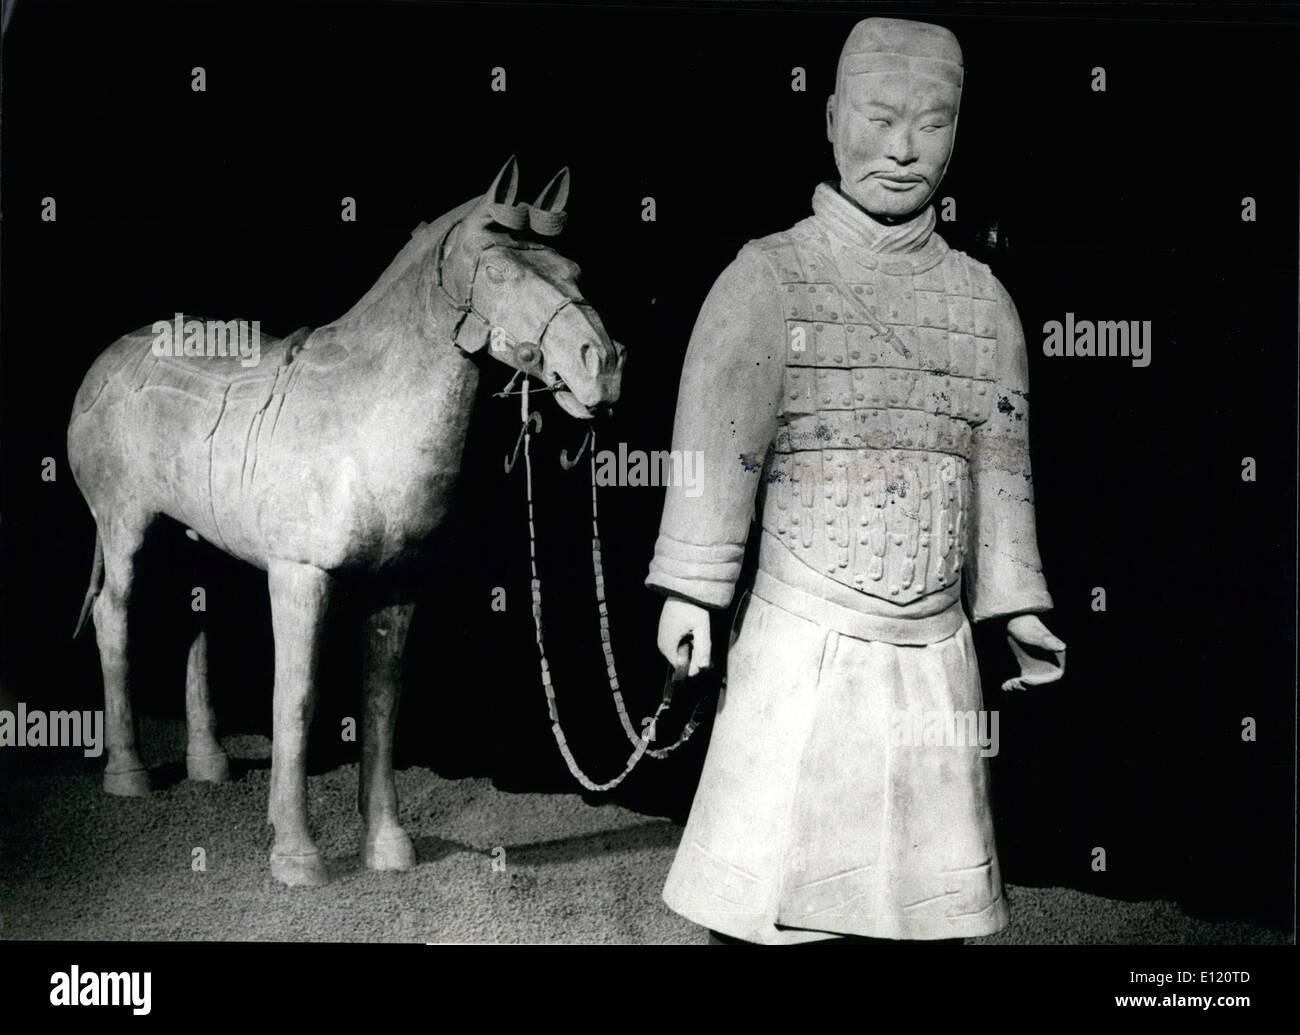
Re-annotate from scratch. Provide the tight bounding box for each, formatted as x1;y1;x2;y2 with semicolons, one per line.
812;182;937;257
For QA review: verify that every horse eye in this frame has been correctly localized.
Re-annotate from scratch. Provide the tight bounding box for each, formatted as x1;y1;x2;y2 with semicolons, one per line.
484;264;506;285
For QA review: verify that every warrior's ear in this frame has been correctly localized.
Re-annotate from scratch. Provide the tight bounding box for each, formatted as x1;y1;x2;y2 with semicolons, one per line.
486;155;520;206
532;167;571;213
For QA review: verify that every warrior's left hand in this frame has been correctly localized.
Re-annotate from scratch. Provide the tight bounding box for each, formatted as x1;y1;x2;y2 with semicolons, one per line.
1002;615;1066;692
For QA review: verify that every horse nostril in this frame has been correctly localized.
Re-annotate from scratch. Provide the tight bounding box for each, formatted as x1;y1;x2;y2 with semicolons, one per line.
580;342;603;377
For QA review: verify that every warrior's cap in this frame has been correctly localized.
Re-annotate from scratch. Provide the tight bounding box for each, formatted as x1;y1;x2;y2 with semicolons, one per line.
836;17;964;92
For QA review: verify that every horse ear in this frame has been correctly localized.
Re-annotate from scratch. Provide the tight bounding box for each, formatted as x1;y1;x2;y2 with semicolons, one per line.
532;167;571;213
486;156;520;206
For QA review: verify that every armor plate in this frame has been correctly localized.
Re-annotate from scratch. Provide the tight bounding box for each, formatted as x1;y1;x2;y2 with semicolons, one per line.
755;220;1001;605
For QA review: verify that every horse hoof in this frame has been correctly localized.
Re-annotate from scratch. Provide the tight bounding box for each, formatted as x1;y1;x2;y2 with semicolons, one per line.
270;851;328;887
186;750;230;783
103;767;151;797
364;830;416;872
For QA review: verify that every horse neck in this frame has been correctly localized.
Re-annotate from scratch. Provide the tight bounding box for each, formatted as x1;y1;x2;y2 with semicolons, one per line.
325;244;431;344
322;236;483;464
304;205;502;478
317;214;445;360
331;197;477;323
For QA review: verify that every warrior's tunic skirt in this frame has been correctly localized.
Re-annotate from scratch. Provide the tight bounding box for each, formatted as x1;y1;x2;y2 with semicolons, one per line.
647;185;1052;943
663;540;1004;943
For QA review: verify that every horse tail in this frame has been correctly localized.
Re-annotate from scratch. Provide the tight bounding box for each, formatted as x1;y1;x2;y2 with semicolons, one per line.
73;531;104;639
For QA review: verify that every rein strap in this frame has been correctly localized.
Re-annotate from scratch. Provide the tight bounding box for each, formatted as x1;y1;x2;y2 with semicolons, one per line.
511;400;705;791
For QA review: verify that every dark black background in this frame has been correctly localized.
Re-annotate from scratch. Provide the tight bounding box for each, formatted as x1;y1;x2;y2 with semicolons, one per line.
1;1;1294;932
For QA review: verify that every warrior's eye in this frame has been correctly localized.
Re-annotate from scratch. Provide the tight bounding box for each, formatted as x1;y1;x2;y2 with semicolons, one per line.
484;264;506;285
869;118;891;127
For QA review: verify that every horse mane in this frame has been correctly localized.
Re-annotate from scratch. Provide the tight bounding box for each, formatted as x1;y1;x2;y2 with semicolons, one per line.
331;195;482;326
327;193;564;339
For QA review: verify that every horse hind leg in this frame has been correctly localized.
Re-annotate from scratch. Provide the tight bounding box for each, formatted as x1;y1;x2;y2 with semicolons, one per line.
359;600;416;872
184;627;230;782
93;511;155;797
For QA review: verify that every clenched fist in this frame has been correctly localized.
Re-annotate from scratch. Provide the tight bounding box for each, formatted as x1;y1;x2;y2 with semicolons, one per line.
657;598;712;677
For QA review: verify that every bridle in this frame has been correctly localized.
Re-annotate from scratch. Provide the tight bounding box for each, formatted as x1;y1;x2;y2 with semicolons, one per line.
432;216;583;382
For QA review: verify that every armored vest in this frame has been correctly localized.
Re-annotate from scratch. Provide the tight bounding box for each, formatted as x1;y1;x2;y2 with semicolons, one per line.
751;215;1002;607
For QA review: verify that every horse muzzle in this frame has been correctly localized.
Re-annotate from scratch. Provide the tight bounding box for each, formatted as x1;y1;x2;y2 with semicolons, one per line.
537;306;625;419
559;339;624;418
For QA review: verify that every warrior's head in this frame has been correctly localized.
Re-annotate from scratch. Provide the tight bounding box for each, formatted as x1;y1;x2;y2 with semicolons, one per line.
826;18;964;223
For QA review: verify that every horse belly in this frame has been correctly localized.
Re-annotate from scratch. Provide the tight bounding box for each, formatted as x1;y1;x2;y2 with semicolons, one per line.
200;381;297;565
137;390;235;540
221;392;384;571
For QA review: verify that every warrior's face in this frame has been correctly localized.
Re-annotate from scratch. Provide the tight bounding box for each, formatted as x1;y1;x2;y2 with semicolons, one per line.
828;70;959;221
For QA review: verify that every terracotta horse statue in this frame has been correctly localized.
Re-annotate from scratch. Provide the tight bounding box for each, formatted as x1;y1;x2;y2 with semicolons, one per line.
67;157;624;886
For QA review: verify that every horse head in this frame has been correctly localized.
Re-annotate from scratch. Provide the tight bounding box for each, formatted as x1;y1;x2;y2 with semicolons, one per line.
434;157;625;419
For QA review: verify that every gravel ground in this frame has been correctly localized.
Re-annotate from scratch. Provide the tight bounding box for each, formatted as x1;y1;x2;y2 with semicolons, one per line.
0;719;1290;945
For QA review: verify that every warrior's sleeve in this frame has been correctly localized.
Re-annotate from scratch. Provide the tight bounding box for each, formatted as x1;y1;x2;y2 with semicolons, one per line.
645;247;787;609
964;277;1055;621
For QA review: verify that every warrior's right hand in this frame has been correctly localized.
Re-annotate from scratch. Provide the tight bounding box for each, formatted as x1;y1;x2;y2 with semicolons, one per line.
657;598;712;677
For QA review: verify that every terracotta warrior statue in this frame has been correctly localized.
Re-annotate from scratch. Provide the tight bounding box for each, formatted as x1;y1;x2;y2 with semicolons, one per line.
647;17;1066;943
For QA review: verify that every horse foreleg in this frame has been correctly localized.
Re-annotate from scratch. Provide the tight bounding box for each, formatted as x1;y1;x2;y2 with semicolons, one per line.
95;515;152;797
184;628;230;782
360;600;417;871
267;558;332;886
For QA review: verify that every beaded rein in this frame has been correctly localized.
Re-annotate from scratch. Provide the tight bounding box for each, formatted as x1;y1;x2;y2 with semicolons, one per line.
503;376;706;792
